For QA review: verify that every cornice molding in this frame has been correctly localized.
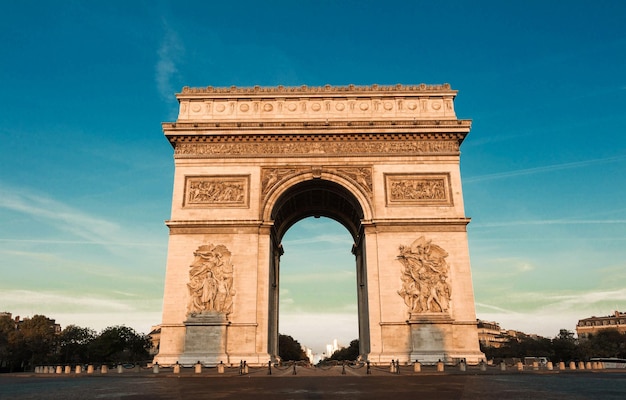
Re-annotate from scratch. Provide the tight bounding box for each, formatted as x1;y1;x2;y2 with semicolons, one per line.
172;84;462;122
164;119;471;131
179;83;455;96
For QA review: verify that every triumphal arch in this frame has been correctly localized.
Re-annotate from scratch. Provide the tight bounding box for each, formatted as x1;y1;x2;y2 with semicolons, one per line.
155;83;485;366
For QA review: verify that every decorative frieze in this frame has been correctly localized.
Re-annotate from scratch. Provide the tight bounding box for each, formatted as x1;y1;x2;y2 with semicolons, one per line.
397;237;451;316
180;83;453;94
261;166;373;200
175;84;458;121
184;175;250;208
175;140;459;158
385;173;452;206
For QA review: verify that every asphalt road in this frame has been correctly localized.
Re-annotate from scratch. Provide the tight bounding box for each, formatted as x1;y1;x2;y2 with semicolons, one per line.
1;371;626;400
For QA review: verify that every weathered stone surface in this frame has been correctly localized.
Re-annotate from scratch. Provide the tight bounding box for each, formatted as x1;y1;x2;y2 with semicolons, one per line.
154;84;484;366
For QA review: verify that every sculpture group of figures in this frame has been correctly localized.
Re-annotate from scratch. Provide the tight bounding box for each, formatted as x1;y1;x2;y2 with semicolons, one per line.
397;237;452;314
389;179;446;201
187;179;245;204
187;244;235;316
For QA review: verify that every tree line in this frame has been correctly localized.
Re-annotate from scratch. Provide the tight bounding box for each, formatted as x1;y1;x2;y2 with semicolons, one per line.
280;329;626;365
277;334;361;363
482;329;626;362
0;314;151;373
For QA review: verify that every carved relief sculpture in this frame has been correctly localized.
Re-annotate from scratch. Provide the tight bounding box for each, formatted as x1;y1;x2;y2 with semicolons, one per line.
175;140;459;158
332;167;373;197
187;244;236;317
185;176;249;207
397;237;451;315
386;174;452;206
261;168;300;195
261;166;373;200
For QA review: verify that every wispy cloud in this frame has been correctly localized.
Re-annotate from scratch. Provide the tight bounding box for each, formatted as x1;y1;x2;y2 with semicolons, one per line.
0;184;162;250
465;155;626;183
476;288;626;337
0;289;163;333
279;312;359;353
155;20;184;102
283;233;354;247
0;290;134;313
472;219;626;228
0;186;118;242
0;238;162;247
281;270;355;284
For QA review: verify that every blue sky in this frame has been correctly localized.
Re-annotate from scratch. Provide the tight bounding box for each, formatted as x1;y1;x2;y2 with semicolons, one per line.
1;1;625;353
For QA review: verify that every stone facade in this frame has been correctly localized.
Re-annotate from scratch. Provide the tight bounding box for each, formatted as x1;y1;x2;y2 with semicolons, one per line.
154;84;484;366
577;311;626;339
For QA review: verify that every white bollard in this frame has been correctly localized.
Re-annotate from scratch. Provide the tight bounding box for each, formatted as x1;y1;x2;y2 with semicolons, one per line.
87;364;94;374
101;364;108;374
75;365;82;374
569;361;576;370
174;363;181;374
558;362;565;370
547;361;553;370
437;361;444;372
117;364;124;373
500;362;506;371
195;362;202;374
153;363;159;374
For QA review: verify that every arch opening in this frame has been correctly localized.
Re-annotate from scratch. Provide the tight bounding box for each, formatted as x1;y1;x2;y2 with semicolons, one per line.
279;217;358;361
267;179;370;361
270;179;364;243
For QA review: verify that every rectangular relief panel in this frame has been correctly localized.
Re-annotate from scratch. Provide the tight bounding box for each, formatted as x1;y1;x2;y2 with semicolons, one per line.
183;175;250;208
385;173;453;206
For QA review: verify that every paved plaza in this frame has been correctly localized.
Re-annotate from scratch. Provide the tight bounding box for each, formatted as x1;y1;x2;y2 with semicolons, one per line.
1;366;625;400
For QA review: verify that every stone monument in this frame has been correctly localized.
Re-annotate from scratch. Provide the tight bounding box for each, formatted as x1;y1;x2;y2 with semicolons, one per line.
154;83;485;366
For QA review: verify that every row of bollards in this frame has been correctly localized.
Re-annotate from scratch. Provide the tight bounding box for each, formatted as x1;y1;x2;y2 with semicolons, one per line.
36;360;264;376
386;359;606;374
36;359;608;376
153;361;238;375
35;364;115;374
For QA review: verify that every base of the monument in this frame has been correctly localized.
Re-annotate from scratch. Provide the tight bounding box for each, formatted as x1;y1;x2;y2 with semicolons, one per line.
177;312;229;366
408;314;485;365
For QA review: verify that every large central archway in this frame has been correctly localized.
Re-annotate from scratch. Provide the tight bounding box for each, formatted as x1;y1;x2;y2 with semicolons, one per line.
155;84;485;366
266;177;368;359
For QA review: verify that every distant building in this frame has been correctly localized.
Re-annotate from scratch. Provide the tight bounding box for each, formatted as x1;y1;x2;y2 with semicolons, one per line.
576;311;626;339
324;338;341;358
477;320;507;348
476;320;544;348
4;314;62;334
148;325;161;355
304;347;314;363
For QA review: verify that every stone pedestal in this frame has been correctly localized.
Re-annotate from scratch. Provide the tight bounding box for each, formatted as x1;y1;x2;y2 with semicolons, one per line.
178;312;229;366
408;314;450;364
